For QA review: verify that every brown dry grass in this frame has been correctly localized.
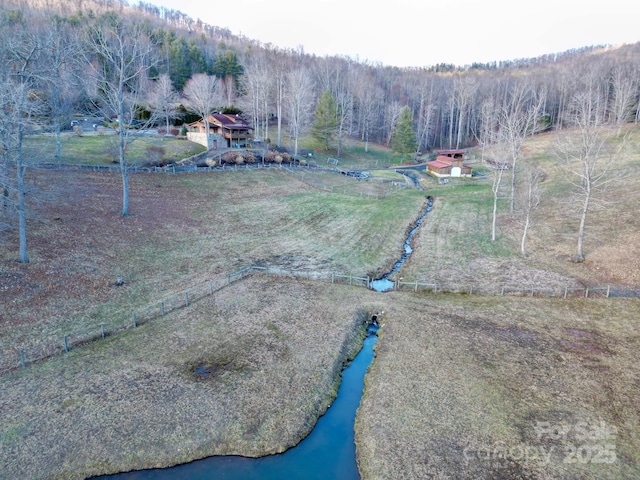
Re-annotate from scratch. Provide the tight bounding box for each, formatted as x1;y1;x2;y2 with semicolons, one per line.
356;293;640;479
0;276;384;479
0;168;423;356
2;126;640;480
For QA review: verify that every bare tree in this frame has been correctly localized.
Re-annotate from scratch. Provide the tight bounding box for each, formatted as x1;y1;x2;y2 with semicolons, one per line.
351;69;383;153
609;63;638;132
415;77;437;152
239;50;273;142
558;83;624;262
519;163;542;256
42;17;82;159
148;73;180;134
385;101;402;147
83;13;156;216
284;68;314;157
478;100;508;242
182;73;220;150
503;81;546;213
453;73;478;149
0;15;44;263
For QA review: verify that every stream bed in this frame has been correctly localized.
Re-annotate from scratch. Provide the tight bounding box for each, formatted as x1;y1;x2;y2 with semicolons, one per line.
370;196;433;292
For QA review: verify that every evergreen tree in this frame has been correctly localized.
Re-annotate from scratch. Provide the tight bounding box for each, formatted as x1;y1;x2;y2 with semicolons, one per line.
391;106;418;157
213;50;244;106
312;90;338;151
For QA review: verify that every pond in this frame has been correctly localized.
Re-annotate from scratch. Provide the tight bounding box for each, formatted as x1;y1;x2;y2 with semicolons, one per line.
96;322;379;480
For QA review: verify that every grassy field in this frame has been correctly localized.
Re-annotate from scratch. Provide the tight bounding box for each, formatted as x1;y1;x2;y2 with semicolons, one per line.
23;133;205;166
1;168;425;360
356;293;640;479
1;126;639;479
0;276;383;479
400;125;640;292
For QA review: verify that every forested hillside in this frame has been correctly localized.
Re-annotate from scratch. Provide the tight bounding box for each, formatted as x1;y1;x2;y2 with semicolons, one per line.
2;0;639;150
2;0;640;264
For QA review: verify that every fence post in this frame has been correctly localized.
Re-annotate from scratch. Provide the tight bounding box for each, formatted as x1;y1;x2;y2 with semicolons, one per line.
606;285;610;298
331;272;334;284
585;287;589;298
101;323;106;339
132;313;137;328
415;281;418;292
185;291;190;307
63;335;69;353
501;285;505;296
20;350;26;368
564;286;568;299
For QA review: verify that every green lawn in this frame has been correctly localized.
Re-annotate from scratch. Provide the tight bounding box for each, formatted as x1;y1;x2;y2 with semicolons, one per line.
23;133;205;166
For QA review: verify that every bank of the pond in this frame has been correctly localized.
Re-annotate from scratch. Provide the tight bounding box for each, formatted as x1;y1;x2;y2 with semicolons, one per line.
95;323;379;480
0;277;386;480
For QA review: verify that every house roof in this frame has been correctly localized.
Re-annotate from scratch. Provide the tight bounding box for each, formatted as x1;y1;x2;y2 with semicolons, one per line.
427;160;452;169
435;155;454;164
209;113;251;129
188;113;252;130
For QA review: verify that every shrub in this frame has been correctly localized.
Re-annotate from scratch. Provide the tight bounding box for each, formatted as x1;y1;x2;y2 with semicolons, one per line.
146;145;167;166
221;151;236;164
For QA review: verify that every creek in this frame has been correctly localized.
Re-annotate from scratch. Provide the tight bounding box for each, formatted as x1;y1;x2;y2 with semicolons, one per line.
370;196;433;292
96;322;379;480
97;195;432;479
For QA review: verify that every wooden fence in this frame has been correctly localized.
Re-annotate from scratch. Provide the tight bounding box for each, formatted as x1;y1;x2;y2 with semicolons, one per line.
1;263;634;375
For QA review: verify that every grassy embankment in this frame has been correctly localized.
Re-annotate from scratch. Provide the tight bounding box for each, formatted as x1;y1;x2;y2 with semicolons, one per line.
1;127;639;479
1;276;385;479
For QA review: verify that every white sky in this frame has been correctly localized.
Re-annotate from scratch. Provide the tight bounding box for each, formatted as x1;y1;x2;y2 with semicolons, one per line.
144;0;640;67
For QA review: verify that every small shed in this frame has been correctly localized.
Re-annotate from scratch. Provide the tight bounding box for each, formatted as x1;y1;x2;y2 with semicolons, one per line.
426;149;473;178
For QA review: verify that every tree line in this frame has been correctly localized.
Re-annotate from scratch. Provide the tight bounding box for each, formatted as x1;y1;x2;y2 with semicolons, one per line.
2;0;639;264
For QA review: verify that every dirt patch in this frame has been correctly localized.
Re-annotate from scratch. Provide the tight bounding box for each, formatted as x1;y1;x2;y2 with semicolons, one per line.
559;328;612;357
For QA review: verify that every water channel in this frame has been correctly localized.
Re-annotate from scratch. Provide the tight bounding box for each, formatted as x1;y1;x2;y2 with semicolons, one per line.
96;323;379;480
96;196;432;480
370;196;434;292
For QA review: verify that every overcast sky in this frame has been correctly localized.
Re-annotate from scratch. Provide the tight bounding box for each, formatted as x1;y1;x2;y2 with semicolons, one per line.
144;0;640;67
